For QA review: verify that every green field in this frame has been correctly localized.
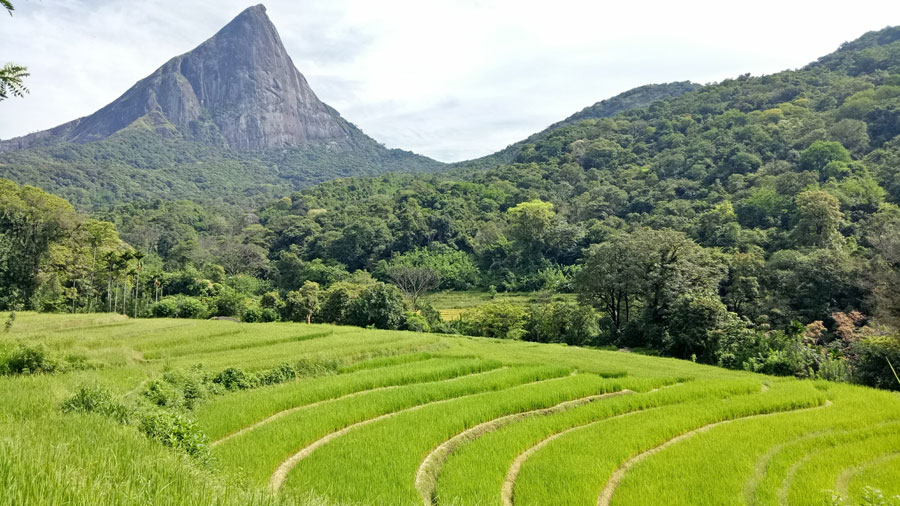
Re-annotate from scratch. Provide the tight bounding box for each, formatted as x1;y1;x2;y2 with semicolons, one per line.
429;291;576;320
2;313;899;506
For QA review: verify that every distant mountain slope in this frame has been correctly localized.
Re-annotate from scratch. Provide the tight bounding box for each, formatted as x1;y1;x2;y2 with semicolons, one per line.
457;81;700;169
0;5;442;208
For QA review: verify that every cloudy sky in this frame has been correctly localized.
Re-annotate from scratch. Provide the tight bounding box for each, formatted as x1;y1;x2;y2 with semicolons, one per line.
2;0;900;162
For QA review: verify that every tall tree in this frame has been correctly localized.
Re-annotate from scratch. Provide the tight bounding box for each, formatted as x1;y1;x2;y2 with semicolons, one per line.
387;265;438;311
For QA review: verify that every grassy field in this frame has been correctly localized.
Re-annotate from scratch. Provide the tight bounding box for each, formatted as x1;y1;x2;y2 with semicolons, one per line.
429;291;576;320
1;312;899;506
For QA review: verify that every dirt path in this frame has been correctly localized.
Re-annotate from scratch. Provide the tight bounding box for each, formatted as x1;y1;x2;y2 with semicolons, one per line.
416;390;633;506
596;400;832;506
834;453;899;498
741;429;835;506
501;402;667;506
267;373;573;493
212;367;505;447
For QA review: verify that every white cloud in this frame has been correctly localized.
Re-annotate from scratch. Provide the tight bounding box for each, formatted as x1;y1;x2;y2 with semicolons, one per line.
1;0;900;161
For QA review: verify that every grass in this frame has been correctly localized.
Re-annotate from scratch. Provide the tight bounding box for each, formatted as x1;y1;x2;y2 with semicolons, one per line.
2;312;899;506
428;291;575;320
214;364;570;486
435;378;760;505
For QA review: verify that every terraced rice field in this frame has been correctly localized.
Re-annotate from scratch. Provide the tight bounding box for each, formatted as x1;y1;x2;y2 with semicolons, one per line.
2;313;899;506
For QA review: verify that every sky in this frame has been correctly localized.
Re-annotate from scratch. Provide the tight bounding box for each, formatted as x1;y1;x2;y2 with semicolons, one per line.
1;1;900;162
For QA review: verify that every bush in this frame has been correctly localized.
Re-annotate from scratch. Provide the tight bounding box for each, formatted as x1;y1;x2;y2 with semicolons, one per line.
851;336;900;390
662;293;731;362
347;283;407;330
259;307;280;322
241;306;263;323
260;291;282;310
61;385;132;424
317;284;356;323
151;297;179;317
524;302;599;346
0;343;59;375
144;365;218;409
151;296;208;319
138;410;210;462
456;302;527;339
259;363;297;385
209;287;247;318
404;312;430;333
213;367;257;390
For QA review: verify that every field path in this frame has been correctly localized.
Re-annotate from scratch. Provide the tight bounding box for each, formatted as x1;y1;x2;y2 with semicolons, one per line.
741;429;836;505
212;367;505;447
834;453;899;498
500;383;685;506
416;390;633;506
268;374;573;492
596;400;832;506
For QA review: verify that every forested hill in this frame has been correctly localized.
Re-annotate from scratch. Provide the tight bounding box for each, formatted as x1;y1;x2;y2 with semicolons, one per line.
237;24;900;333
456;81;700;169
0;5;444;209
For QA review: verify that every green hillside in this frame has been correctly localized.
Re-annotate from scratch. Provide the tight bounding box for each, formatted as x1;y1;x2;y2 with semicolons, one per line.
1;313;898;506
0;122;443;210
456;81;700;169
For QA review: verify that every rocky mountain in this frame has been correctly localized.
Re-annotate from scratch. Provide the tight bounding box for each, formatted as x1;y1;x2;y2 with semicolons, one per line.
3;5;362;151
0;5;442;208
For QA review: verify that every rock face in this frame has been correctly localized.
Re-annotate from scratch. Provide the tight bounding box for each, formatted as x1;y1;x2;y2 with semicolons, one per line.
2;4;356;151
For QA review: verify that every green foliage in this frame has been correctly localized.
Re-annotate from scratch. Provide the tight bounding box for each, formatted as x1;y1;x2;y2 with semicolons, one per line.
852;336;900;390
524;301;600;346
151;296;208;319
3;310;13;332
0;342;59;375
456;302;528;339
347;283;407;330
138;411;210;462
0;62;28;100
61;385;132;424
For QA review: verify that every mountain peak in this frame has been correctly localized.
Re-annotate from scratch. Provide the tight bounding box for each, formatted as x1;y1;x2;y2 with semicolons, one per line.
2;4;356;152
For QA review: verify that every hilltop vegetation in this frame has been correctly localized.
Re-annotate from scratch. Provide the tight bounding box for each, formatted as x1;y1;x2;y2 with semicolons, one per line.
1;313;899;506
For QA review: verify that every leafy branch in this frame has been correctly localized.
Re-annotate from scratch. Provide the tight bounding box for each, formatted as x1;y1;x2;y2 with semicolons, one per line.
0;63;29;100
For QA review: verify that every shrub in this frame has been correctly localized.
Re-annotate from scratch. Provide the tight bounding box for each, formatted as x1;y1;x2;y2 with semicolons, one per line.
151;296;208;319
0;343;59;375
138;410;210;462
456;302;527;340
259;307;280;322
241;306;263;323
213;367;257;390
851;336;900;390
61;385;132;424
404;312;430;333
260;291;282;310
151;297;179;317
347;283;407;330
662;293;730;362
259;363;297;385
317;284;356;323
144;365;218;409
209;287;247;318
525;302;600;346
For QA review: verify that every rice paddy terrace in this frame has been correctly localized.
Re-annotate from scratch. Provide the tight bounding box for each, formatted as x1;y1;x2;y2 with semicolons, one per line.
1;313;899;506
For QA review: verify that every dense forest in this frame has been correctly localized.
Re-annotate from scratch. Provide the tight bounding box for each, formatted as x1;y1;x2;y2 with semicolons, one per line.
3;25;900;390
